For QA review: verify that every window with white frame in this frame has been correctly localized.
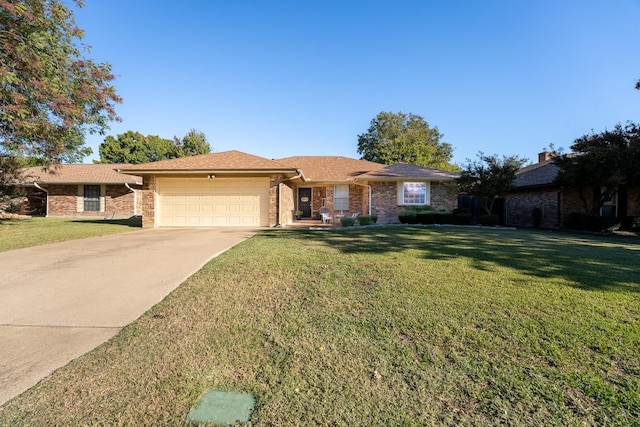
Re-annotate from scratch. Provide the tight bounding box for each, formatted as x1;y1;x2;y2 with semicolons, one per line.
78;184;105;212
334;185;349;211
83;185;101;211
399;182;429;205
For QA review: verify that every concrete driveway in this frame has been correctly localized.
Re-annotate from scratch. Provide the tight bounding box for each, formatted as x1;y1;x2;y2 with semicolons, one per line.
0;227;256;406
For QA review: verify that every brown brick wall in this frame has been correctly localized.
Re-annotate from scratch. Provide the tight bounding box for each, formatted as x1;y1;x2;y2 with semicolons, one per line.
370;181;398;224
431;182;458;211
269;175;292;227
306;184;366;218
628;187;640;216
279;181;295;226
311;187;327;217
370;181;458;224
45;184;139;218
104;184;138;218
141;176;156;228
505;189;561;228
562;188;590;215
505;186;640;229
561;186;640;218
46;184;77;216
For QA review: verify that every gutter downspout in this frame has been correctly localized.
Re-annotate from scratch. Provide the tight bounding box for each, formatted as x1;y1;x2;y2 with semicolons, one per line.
124;183;138;216
33;182;49;217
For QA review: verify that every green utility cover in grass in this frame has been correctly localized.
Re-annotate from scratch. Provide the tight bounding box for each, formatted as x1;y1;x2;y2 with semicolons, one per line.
187;390;256;425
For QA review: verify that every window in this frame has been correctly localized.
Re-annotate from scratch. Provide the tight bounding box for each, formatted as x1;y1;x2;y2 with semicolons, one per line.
84;185;101;211
400;182;429;205
334;185;349;211
600;188;617;217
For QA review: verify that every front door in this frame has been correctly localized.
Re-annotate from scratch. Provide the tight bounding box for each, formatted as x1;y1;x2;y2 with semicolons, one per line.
298;188;312;218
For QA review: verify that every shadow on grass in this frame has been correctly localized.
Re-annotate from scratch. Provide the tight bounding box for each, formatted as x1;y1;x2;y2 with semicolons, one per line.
0;216;42;225
69;216;142;228
263;226;640;294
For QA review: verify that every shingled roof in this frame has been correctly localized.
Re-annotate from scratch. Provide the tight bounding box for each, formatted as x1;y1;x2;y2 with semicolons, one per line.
277;156;385;182
513;159;559;188
120;150;298;173
20;164;141;185
355;163;458;181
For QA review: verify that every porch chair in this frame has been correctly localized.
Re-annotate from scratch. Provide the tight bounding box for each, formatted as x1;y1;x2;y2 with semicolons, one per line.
319;206;333;224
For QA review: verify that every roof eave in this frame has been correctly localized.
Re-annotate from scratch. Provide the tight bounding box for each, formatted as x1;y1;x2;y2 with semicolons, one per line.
22;180;143;185
355;175;457;181
118;168;299;175
303;179;355;185
512;183;558;190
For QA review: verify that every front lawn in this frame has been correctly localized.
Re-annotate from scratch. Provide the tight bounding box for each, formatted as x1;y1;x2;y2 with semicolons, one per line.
0;216;142;252
0;227;638;425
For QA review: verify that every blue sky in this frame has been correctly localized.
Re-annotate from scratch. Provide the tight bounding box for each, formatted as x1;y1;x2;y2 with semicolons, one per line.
73;0;640;166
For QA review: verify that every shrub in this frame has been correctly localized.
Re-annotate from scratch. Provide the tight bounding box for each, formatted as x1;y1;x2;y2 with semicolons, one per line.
340;217;356;227
453;212;472;225
479;214;499;226
357;216;373;226
404;205;432;212
370;215;378;224
452;207;470;215
398;209;417;224
433;211;453;224
564;213;620;232
620;216;637;231
416;210;434;224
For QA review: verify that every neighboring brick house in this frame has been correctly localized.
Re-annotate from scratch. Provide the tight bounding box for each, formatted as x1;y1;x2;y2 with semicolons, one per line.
18;164;142;218
505;152;562;229
119;150;459;228
505;152;640;229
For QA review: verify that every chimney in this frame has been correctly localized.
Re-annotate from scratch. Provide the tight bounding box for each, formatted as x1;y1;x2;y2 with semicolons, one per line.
538;151;554;163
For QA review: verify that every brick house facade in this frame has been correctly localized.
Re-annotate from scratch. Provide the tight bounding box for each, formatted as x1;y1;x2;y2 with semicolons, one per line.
505;152;640;229
16;152;460;227
18;164;142;219
120;151;460;228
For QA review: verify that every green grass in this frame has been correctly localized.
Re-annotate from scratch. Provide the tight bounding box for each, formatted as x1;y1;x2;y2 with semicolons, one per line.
0;227;638;426
0;217;142;252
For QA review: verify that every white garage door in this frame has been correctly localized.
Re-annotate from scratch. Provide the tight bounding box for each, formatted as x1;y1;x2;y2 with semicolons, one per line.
157;177;269;227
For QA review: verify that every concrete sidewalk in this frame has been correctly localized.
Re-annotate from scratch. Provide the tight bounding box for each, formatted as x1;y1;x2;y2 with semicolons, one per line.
0;227;256;406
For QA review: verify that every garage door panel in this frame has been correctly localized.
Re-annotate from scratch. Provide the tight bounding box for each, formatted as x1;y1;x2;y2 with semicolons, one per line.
157;178;269;227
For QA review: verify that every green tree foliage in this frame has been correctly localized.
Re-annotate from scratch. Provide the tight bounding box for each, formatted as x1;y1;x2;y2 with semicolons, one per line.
97;131;179;164
0;0;121;165
0;155;22;207
98;129;211;164
456;153;527;214
357;111;455;171
173;129;211;157
553;122;640;215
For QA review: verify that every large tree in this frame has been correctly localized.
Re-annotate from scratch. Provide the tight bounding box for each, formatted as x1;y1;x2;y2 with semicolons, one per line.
553;122;640;215
173;129;211;157
357;111;455;171
97;131;179;164
0;0;121;166
456;153;527;215
97;129;211;164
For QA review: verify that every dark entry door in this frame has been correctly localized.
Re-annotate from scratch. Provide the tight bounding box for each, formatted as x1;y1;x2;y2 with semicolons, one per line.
298;188;312;218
